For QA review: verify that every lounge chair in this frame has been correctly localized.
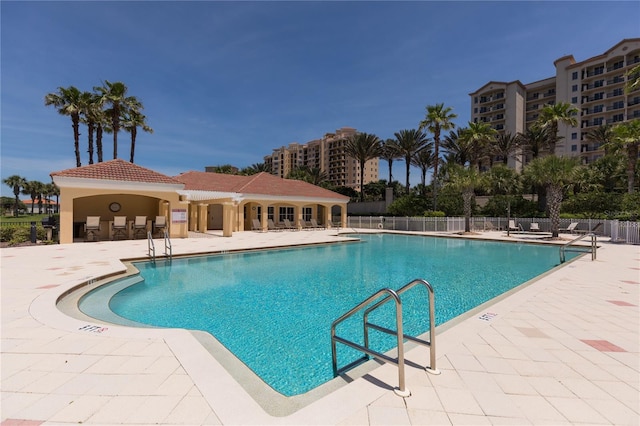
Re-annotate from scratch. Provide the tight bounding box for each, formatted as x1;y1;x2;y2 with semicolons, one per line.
328;220;341;229
529;222;540;232
85;216;101;241
283;219;297;230
154;216;167;236
508;220;522;232
310;218;324;229
560;222;579;234
300;220;313;230
268;219;283;231
112;216;128;240
251;218;264;232
133;216;147;239
575;222;603;235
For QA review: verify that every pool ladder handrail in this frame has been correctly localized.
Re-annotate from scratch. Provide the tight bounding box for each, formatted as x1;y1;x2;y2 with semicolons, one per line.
331;278;439;397
147;230;173;261
560;232;597;263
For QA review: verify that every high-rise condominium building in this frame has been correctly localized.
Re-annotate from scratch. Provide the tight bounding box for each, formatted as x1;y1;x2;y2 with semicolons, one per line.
470;38;640;169
263;127;379;191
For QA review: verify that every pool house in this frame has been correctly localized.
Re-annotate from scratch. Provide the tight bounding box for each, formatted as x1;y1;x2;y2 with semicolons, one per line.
51;159;349;244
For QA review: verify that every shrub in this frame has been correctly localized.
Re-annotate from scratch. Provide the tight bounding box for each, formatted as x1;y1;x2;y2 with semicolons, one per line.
387;195;430;217
480;195;539;218
423;210;445;217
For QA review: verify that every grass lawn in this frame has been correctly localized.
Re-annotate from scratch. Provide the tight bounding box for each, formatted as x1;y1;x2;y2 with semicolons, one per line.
1;213;52;224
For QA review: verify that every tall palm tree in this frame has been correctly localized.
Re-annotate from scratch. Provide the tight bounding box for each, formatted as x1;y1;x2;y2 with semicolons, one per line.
78;91;103;164
343;132;382;201
442;129;472;166
95;80;129;159
411;147;434;196
445;164;483;233
609;119;640;193
491;132;520;165
380;138;400;185
419;103;457;209
462;121;497;171
524;156;579;238
536;102;579;155
44;86;83;167
122;99;153;163
485;164;521;235
3;175;26;217
393;129;430;193
22;180;44;215
625;63;640;94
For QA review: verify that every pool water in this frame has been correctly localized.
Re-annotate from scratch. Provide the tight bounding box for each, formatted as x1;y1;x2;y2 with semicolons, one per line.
82;234;575;396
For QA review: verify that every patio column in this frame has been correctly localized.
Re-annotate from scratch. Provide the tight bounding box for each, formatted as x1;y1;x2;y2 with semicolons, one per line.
222;202;234;237
294;205;303;230
198;204;208;233
189;203;198;231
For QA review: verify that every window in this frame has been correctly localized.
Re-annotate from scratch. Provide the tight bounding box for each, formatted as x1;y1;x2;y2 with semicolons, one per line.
302;207;312;222
268;207;274;221
571;145;578;152
594;117;603;126
612;101;624;109
612;114;623;122
572;84;578;92
613;88;623;97
278;207;294;222
571;132;577;140
572;71;578;80
474;108;478;113
594;105;603;113
571;97;578;104
594;66;604;75
594;92;604;100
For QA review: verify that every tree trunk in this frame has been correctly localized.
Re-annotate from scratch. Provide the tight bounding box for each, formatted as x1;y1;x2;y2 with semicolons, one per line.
129;126;137;163
87;122;95;164
72;115;81;167
433;132;440;210
627;143;638;194
547;185;563;238
463;189;472;232
96;125;103;162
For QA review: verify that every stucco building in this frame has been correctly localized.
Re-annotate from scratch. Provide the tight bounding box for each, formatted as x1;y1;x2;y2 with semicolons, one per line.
470;38;640;169
51;159;349;244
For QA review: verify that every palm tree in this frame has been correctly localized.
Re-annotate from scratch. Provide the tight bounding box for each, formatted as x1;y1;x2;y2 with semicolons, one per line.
584;124;614;155
485;165;521;235
523;156;579;238
3;175;26;217
609;119;640;193
536;102;579;155
22;180;44;215
380;138;400;185
625;63;640;94
442;129;472;166
445;164;483;233
44;86;83;167
122;99;153;163
95;80;129;159
462;121;496;171
419;103;457;209
241;163;271;175
78;91;103;164
343;132;383;201
517;125;550;160
393;129;430;193
411;147;434;196
491;132;520;166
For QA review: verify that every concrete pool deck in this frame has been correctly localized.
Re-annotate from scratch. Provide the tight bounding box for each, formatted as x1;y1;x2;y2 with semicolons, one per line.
1;230;638;425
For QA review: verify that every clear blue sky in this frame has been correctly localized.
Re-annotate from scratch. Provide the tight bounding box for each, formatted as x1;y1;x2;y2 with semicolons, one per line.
1;1;638;197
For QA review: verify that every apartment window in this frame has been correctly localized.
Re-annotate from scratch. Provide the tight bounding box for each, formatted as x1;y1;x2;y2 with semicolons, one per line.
594;92;604;100
302;207;312;221
613;101;624;109
474;97;478;104
572;71;578;80
594;65;604;75
594;105;603;113
594;80;604;88
571;97;578;104
613;88;623;96
594;117;603;126
612;113;624;122
571;145;578;152
268;207;274;220
278;207;294;222
474;108;478;113
572;84;578;92
571;132;577;140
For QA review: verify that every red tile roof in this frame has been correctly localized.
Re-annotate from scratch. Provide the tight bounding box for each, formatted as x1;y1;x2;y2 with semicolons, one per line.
175;171;349;200
50;159;181;185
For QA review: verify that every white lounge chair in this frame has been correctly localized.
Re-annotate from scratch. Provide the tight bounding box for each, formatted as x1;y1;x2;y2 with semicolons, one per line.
133;216;147;239
251;218;264;232
508;220;522;232
283;219;297;230
560;222;579;234
529;222;540;232
85;216;101;241
310;218;324;229
268;219;283;231
112;216;128;240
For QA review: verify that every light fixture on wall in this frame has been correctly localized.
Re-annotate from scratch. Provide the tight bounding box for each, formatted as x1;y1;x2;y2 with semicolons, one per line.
109;202;121;212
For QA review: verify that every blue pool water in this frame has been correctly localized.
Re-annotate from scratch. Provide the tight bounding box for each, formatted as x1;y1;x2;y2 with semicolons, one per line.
82;234;576;396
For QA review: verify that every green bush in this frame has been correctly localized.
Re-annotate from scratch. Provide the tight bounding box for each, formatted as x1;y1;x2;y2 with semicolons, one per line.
480;195;539;218
561;192;622;218
1;224;50;245
387;195;430;216
423;210;446;217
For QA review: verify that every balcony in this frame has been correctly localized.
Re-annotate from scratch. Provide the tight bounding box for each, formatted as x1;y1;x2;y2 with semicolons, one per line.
628;97;640;107
606;76;625;85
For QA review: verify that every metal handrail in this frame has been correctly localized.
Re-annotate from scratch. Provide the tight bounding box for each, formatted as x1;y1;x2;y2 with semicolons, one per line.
363;279;438;374
164;229;172;259
147;231;156;261
331;288;409;396
560;232;597;263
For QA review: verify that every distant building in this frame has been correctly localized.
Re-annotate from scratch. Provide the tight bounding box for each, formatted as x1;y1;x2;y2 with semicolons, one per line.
263;127;380;191
470;38;640;169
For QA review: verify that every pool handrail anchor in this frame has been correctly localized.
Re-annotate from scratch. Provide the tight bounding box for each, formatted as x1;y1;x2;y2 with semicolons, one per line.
163;229;173;259
363;278;439;376
147;230;173;262
559;232;597;263
331;288;410;397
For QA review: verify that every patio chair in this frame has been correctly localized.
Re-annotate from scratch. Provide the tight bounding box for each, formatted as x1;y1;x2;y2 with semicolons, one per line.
154;215;167;236
133;216;147;239
310;218;324;229
508;220;522;232
529;222;541;232
575;222;603;235
85;216;101;241
268;219;284;231
300;220;313;230
560;222;579;234
112;216;128;240
283;219;297;230
251;218;264;232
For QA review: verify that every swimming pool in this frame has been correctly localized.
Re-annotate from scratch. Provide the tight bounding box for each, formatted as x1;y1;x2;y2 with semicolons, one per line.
79;234;576;396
